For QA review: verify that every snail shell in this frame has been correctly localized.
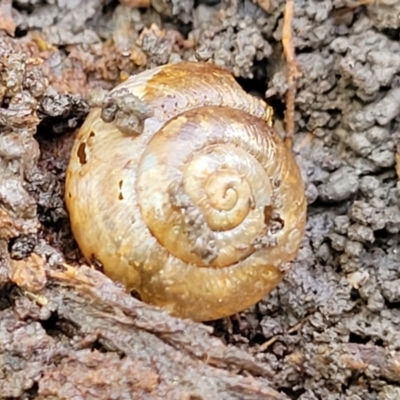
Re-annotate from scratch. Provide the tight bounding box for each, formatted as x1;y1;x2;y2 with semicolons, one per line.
65;62;307;321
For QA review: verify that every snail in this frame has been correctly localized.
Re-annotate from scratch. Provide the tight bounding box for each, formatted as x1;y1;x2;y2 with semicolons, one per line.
65;62;307;322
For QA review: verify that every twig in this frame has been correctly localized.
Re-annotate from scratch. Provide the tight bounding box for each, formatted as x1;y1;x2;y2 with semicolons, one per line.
257;321;304;353
282;0;301;149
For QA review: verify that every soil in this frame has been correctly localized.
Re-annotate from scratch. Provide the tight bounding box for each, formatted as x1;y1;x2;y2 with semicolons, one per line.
0;0;400;399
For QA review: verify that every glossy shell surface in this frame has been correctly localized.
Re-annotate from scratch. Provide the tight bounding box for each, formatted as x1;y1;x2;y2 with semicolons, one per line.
65;62;307;321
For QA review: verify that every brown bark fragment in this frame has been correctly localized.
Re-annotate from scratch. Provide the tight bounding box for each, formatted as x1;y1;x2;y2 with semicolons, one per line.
0;262;289;400
10;252;47;292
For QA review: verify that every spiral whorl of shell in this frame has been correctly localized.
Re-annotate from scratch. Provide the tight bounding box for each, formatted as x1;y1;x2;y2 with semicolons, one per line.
65;62;307;321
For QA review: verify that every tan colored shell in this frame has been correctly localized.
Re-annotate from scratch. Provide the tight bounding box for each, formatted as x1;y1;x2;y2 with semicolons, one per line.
65;62;307;321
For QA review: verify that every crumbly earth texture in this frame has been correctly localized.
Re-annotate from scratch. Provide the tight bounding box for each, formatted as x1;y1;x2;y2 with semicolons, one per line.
0;0;399;399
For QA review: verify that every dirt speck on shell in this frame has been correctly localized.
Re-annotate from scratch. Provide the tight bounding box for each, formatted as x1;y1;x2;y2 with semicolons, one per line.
0;0;399;399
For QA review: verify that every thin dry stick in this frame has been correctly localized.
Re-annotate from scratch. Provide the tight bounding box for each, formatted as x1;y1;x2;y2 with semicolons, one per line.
347;0;377;7
257;321;304;353
282;0;301;149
